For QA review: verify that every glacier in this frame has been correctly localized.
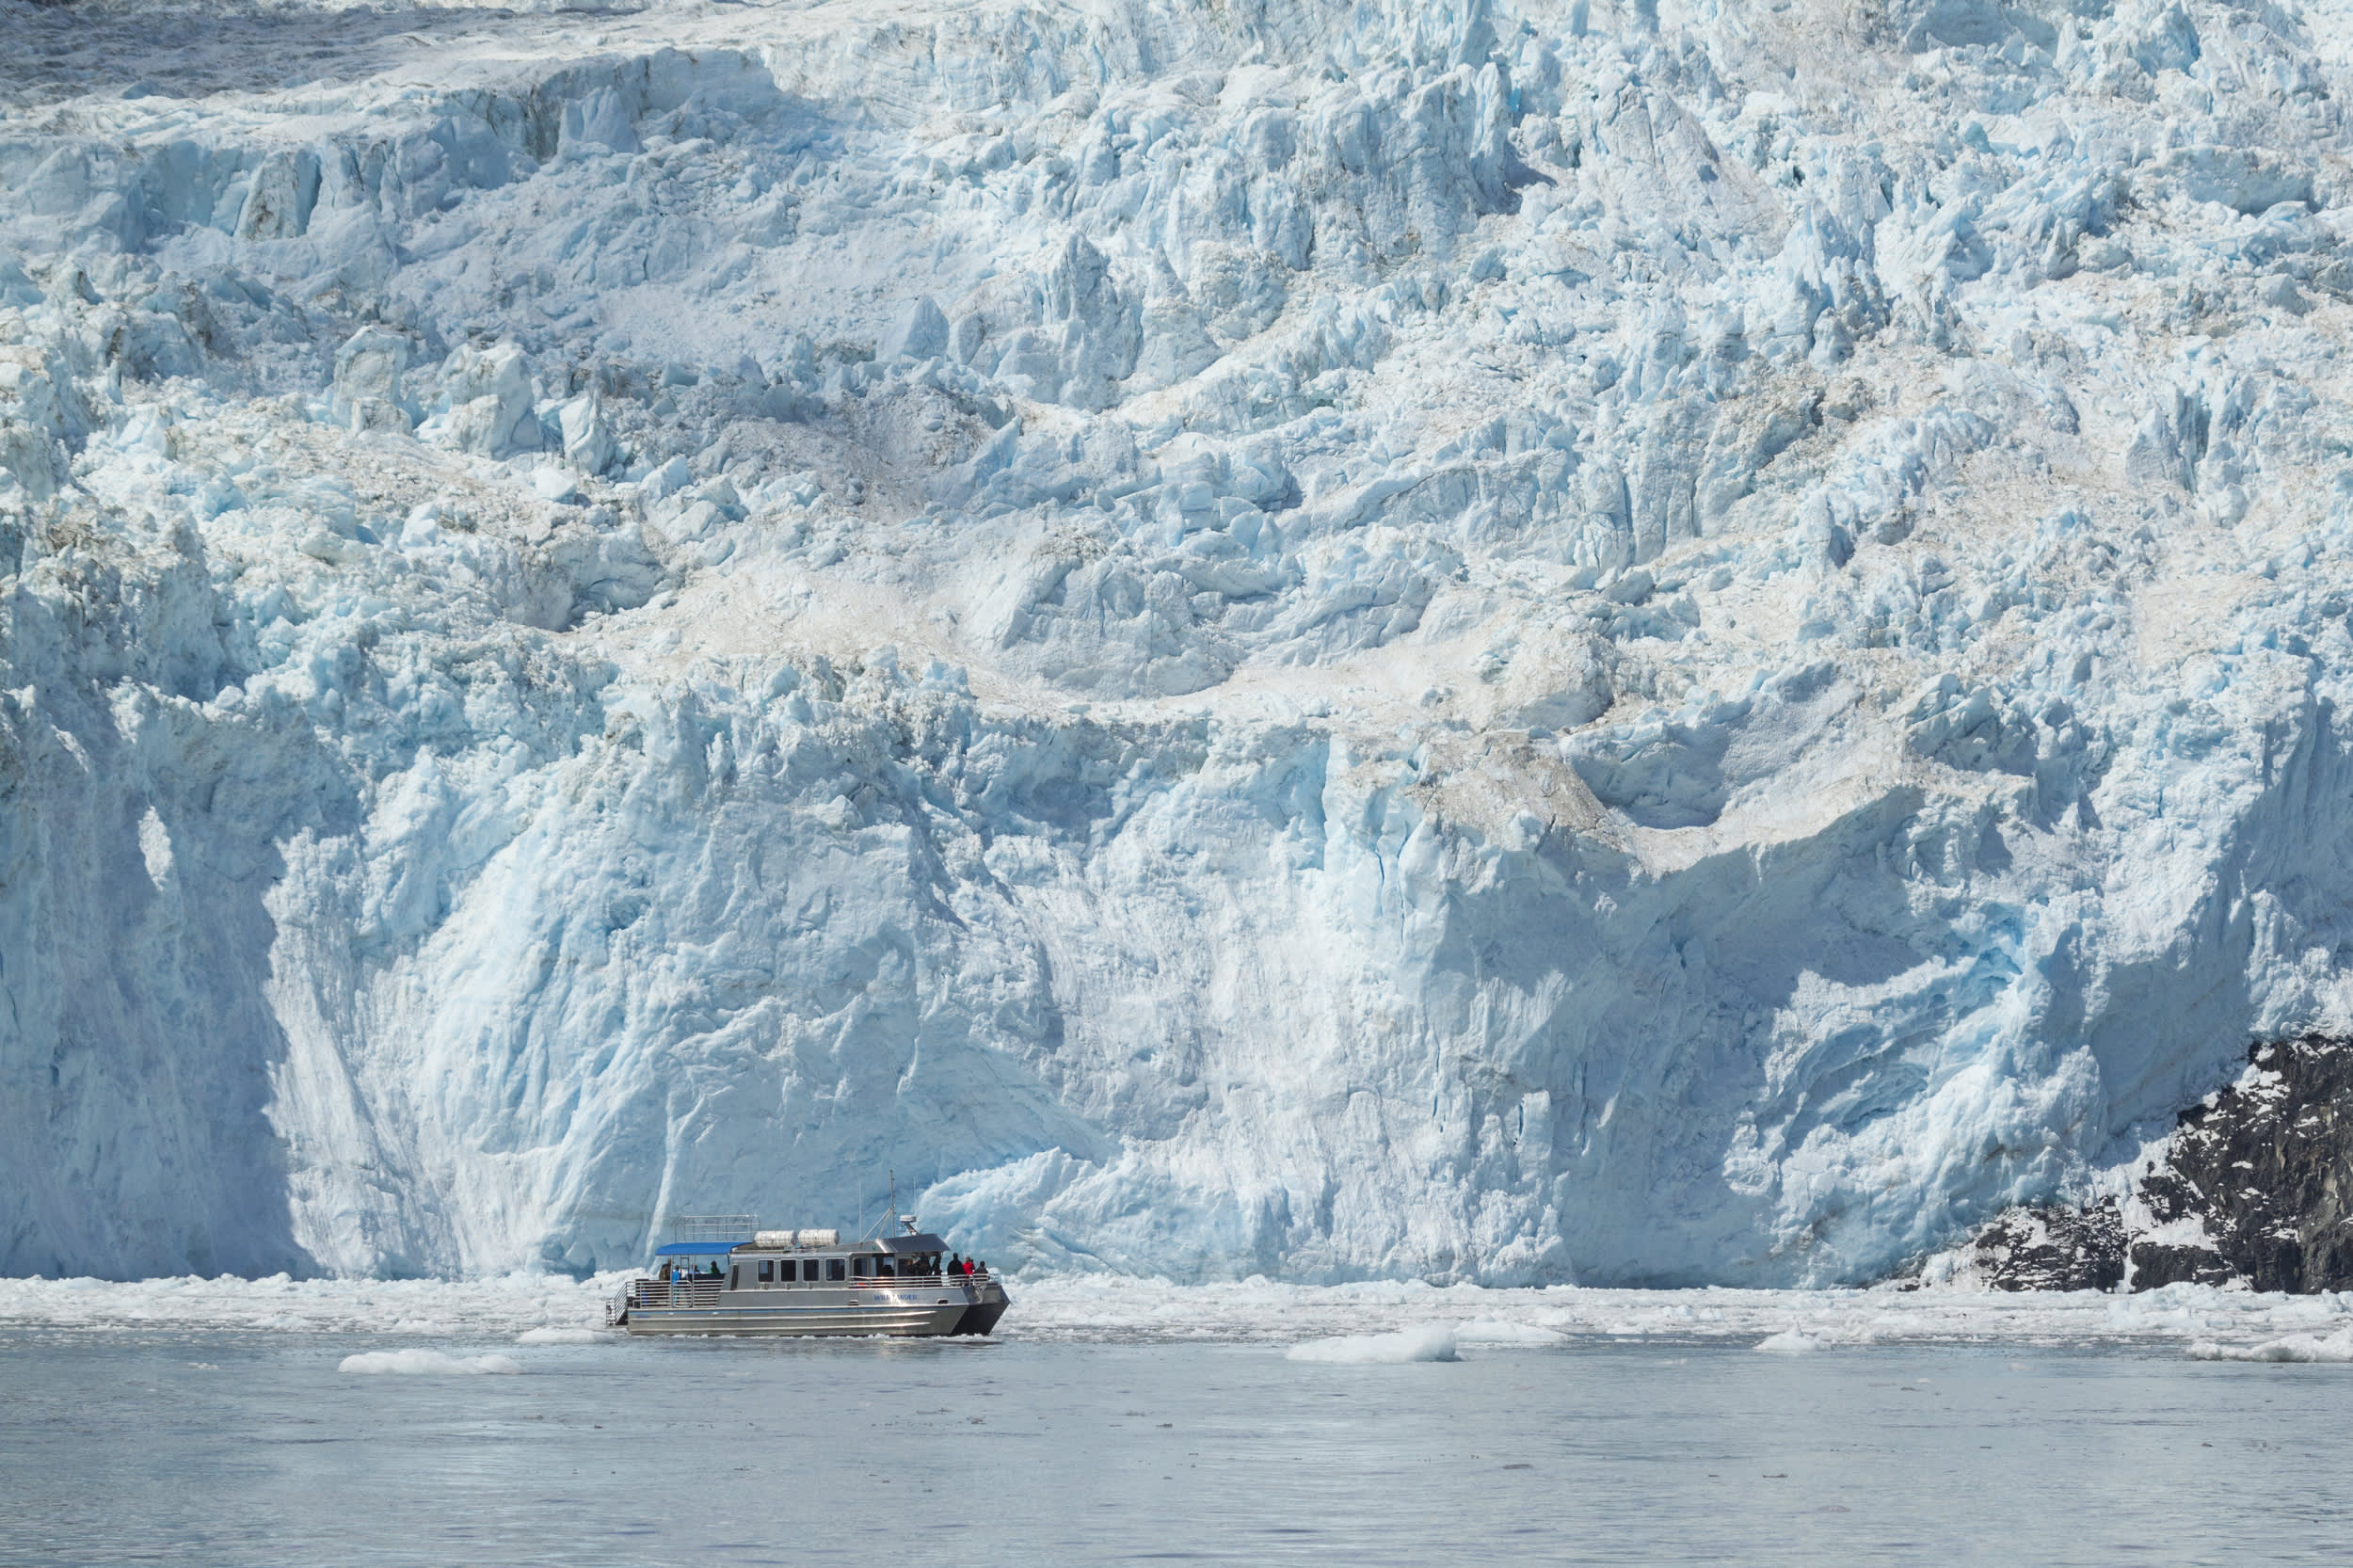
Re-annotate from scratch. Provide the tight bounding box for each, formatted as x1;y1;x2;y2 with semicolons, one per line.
7;0;2353;1288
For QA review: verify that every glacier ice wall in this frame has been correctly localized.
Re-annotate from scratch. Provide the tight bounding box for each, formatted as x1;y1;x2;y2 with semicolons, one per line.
8;0;2353;1284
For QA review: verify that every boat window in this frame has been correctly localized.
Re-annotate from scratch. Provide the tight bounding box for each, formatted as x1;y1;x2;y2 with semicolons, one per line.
758;1260;773;1283
826;1257;846;1282
875;1257;896;1277
854;1256;873;1278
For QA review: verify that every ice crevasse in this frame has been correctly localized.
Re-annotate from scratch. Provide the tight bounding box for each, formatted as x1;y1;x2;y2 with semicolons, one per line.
4;0;2353;1286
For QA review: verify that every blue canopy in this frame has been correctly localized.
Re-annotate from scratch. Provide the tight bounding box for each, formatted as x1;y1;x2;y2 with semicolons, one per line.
653;1241;740;1256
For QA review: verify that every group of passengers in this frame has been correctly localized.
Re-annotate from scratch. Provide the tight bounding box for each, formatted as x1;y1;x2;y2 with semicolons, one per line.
652;1254;989;1283
862;1252;989;1280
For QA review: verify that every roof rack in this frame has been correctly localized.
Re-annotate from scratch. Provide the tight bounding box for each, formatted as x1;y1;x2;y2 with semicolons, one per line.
671;1214;759;1244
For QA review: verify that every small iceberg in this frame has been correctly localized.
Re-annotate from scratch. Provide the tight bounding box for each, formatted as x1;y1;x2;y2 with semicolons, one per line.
1453;1319;1565;1346
2186;1329;2353;1363
339;1349;523;1375
1287;1325;1460;1364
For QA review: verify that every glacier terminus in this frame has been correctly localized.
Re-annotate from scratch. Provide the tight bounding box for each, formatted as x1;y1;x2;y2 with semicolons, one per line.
6;0;2353;1290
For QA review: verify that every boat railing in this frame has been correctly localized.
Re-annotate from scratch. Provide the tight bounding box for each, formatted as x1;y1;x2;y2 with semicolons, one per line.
622;1270;992;1308
625;1279;725;1309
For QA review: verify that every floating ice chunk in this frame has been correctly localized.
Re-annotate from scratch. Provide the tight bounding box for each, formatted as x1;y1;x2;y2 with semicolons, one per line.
1286;1325;1460;1364
339;1349;524;1375
515;1326;606;1345
2185;1329;2353;1363
1755;1331;1820;1353
1452;1319;1565;1346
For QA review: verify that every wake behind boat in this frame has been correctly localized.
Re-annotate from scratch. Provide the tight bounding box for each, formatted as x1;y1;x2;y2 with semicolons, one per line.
607;1214;1010;1337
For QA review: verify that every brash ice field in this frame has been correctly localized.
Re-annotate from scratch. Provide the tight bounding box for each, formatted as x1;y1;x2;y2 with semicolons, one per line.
7;0;2353;1288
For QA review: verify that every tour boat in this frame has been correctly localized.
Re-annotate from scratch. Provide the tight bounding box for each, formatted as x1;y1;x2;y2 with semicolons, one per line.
607;1215;1010;1337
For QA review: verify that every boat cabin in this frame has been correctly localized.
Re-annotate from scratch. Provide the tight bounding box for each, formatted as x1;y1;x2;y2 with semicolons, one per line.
649;1231;964;1289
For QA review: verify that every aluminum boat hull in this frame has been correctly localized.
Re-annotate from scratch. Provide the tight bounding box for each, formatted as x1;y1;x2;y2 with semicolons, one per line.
621;1302;970;1336
952;1287;1011;1336
612;1279;1011;1337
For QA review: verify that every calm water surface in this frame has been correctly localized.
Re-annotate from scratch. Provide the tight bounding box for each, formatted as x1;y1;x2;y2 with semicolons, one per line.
0;1332;2343;1564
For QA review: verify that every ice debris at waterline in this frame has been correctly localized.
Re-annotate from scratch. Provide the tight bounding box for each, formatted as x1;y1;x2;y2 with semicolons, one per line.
9;0;2353;1289
15;1275;2353;1355
515;1326;610;1346
2185;1328;2353;1363
338;1350;524;1376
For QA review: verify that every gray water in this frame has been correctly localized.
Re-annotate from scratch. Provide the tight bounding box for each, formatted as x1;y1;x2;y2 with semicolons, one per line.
0;1332;2344;1565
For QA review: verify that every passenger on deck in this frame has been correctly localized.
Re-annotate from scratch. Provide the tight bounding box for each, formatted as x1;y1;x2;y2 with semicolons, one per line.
948;1252;962;1278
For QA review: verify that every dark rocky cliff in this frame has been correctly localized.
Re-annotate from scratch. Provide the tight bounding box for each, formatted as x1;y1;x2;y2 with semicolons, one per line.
1957;1036;2353;1293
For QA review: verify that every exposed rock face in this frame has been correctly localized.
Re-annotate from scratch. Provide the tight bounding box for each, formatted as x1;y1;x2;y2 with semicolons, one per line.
2133;1037;2353;1293
1965;1200;2125;1293
1961;1038;2353;1293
